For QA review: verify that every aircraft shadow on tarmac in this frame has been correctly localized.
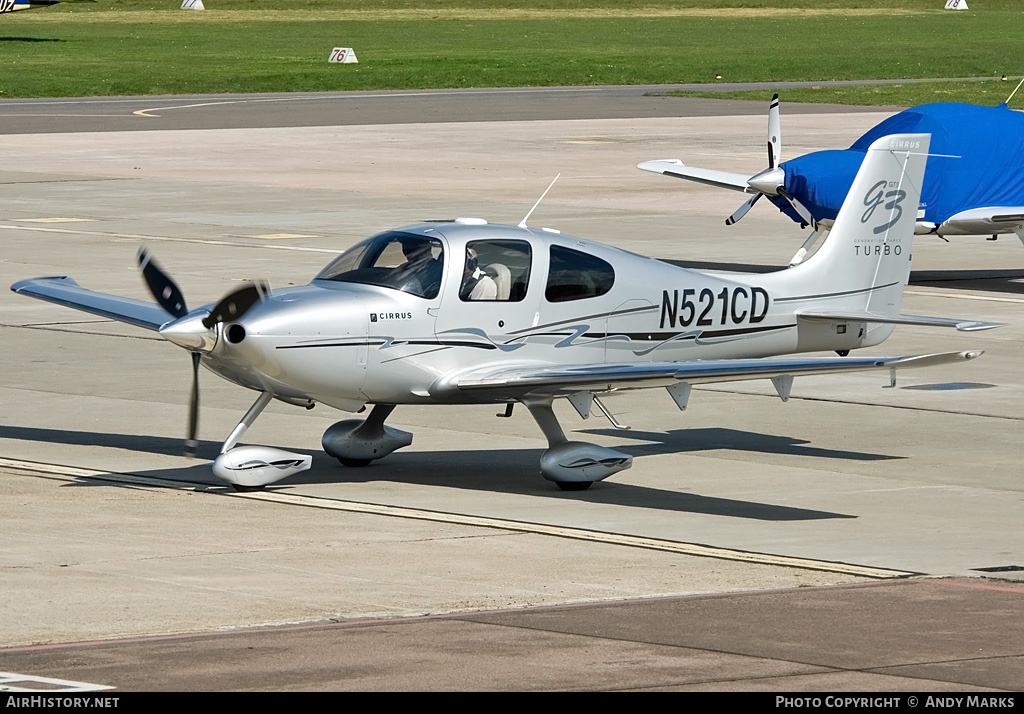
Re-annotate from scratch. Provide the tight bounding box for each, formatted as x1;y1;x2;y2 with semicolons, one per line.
0;424;202;457
3;424;856;521
662;260;1024;296
577;426;900;462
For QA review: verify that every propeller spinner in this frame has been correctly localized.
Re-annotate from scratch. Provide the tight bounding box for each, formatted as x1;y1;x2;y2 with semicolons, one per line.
137;248;266;457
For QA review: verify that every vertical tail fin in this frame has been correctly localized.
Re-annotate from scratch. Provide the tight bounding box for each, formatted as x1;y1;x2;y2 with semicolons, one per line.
787;133;929;318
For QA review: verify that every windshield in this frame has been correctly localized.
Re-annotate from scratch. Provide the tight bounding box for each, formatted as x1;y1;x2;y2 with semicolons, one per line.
316;231;445;299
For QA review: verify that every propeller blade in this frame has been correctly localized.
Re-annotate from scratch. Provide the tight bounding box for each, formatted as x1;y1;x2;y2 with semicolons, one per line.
185;351;200;458
201;281;268;329
725;192;762;226
138;248;188;319
767;93;781;169
778;187;817;229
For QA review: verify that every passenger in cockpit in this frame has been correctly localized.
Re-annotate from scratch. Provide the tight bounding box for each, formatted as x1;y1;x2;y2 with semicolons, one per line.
460;247;497;300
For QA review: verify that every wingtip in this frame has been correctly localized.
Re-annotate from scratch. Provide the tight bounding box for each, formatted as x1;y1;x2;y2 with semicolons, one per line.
637;159;683;172
955;321;1003;332
11;276;75;293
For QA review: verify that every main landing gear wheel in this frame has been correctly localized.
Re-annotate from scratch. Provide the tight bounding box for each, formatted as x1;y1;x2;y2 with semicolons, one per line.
525;399;632;490
337;457;373;467
322;405;413;468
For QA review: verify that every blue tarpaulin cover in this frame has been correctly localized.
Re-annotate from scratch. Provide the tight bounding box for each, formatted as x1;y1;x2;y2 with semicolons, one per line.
781;103;1024;224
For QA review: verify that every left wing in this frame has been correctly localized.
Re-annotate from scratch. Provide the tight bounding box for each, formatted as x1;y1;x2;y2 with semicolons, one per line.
435;351;983;402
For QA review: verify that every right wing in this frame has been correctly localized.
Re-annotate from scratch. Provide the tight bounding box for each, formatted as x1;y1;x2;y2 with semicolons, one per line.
637;159;753;193
11;276;169;332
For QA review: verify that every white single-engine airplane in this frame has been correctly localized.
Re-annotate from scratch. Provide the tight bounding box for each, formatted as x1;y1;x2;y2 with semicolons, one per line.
12;133;995;492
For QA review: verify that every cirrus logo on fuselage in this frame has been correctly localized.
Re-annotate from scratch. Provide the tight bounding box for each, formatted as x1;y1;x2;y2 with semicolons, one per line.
370;311;412;323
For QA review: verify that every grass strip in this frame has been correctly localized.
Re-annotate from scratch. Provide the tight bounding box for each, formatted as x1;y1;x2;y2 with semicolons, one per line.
1;3;1021;99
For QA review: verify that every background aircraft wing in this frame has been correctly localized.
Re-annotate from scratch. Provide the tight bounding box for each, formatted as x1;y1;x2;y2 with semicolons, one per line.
11;276;169;331
937;207;1024;236
441;351;982;402
637;160;752;193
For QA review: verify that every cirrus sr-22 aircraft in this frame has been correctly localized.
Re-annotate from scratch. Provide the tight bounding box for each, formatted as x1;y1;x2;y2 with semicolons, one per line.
640;96;1024;266
12;133;996;492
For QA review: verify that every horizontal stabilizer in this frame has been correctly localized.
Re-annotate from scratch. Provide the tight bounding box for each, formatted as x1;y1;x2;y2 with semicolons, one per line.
637;160;752;193
796;309;1001;332
11;276;169;332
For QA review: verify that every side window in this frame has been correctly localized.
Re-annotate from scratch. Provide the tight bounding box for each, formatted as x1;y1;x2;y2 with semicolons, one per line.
545;245;615;302
460;240;532;302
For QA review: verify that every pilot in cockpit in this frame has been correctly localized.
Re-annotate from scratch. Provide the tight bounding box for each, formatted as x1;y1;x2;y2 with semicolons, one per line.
393;238;443;298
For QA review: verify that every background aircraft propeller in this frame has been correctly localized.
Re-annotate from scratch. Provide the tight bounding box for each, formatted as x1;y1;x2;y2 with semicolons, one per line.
725;94;817;230
137;248;266;457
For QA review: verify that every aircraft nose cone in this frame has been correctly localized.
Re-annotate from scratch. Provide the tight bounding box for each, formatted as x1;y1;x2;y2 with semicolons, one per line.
159;313;218;352
748;166;785;196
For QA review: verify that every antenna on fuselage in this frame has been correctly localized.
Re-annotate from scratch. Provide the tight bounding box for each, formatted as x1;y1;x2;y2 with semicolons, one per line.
518;173;560;228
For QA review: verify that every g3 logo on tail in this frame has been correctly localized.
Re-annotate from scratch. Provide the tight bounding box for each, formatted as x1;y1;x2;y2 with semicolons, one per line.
862;180;906;235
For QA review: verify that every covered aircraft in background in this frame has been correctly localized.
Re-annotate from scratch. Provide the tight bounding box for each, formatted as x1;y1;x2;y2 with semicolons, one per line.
0;1;60;12
639;96;1024;265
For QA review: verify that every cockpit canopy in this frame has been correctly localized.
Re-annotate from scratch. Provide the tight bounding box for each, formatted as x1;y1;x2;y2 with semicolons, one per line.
316;224;618;304
316;231;444;299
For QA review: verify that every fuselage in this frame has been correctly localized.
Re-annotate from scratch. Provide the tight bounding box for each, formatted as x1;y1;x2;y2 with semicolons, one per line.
193;221;890;411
